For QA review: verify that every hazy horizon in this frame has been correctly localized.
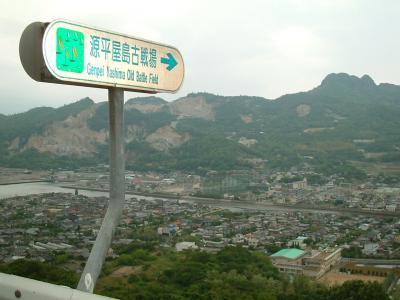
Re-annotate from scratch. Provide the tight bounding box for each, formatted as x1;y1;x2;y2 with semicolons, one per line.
0;71;390;116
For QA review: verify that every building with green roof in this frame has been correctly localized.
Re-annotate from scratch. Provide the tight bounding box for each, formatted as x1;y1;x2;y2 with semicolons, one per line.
271;248;305;260
270;248;342;279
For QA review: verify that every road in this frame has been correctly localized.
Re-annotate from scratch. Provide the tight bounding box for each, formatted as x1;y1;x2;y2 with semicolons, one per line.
341;258;400;265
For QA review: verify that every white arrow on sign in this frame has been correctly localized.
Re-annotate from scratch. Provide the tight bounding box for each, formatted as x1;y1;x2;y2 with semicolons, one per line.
41;19;184;93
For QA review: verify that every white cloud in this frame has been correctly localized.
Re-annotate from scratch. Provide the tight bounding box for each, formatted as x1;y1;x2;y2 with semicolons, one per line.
0;0;400;113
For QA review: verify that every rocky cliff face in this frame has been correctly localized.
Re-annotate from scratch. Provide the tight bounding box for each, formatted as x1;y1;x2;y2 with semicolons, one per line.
146;126;191;151
170;95;216;120
22;104;107;157
14;93;220;156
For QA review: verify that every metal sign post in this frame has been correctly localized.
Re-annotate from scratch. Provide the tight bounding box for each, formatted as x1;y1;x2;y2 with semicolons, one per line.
77;88;125;293
19;19;184;296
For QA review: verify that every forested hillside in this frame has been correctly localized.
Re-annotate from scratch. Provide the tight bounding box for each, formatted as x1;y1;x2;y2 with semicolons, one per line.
1;73;400;178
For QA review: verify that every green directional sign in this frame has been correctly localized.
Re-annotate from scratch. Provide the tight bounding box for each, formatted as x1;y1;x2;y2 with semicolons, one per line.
38;20;184;93
56;27;84;73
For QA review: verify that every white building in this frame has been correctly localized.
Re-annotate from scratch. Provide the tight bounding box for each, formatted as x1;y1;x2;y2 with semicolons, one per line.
288;236;308;250
362;243;379;255
386;204;397;212
292;179;307;190
175;242;198;252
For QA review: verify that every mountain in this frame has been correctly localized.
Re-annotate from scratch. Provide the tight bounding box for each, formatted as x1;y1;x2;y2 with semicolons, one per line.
1;73;400;176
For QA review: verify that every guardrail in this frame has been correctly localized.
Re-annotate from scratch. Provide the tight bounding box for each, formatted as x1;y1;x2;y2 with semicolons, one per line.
0;272;118;300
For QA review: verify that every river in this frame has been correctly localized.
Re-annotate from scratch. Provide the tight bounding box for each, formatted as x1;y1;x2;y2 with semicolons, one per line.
0;182;336;214
0;182;161;201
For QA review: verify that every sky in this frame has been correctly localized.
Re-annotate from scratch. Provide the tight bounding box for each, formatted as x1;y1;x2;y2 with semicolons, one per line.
0;0;400;114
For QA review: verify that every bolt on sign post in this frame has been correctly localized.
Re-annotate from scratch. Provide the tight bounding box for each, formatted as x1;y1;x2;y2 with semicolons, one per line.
19;20;184;294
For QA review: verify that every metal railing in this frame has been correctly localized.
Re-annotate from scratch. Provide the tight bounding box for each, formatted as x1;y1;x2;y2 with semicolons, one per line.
0;272;117;300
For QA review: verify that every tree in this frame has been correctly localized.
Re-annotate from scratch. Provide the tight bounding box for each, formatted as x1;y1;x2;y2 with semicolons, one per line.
328;280;389;300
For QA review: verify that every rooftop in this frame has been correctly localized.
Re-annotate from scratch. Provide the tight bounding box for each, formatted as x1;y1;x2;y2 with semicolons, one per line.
271;248;305;260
